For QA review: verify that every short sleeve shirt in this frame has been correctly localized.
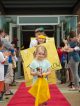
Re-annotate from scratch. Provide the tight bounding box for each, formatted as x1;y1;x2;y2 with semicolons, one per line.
30;59;51;83
29;39;37;48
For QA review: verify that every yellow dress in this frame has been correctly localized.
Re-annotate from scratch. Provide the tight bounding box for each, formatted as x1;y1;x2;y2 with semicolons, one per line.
28;77;50;106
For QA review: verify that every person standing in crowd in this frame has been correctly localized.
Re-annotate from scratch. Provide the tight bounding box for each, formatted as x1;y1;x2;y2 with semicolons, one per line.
57;41;67;84
4;50;14;95
68;31;80;90
0;29;16;93
29;45;51;106
63;36;75;87
77;22;80;82
0;42;8;102
10;42;18;86
77;22;80;35
29;27;46;48
0;29;12;49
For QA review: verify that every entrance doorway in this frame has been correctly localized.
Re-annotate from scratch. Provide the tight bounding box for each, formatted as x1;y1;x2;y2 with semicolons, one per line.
9;24;62;77
9;15;63;77
21;25;58;49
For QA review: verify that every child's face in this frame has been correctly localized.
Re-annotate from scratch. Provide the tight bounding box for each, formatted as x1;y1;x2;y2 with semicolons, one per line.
12;44;15;48
70;37;77;42
35;32;45;39
36;49;45;60
37;38;46;44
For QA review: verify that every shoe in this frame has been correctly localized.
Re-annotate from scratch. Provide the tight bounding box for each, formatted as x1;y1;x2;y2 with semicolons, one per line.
10;82;16;86
69;86;78;91
68;82;74;88
5;97;9;99
5;91;13;95
10;83;16;86
61;82;65;84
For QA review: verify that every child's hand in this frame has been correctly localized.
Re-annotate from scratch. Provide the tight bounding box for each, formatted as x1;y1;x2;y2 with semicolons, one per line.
37;72;43;77
3;51;9;57
42;73;47;77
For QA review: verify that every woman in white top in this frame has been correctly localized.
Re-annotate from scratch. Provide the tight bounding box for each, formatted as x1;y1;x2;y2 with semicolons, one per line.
0;42;7;101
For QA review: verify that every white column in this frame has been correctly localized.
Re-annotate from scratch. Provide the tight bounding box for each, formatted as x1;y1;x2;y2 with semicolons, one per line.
17;25;22;78
61;22;64;39
9;23;13;42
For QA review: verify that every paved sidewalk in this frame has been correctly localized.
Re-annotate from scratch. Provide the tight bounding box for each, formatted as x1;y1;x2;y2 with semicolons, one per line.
58;83;80;106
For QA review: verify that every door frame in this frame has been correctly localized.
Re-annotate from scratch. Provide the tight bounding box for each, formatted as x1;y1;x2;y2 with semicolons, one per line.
9;23;17;42
9;23;22;78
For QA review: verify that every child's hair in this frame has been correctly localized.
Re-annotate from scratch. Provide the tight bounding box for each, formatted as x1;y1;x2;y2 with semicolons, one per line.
33;45;47;58
60;41;65;47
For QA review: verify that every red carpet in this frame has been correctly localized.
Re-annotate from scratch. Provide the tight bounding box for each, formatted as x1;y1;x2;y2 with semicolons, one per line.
7;83;71;106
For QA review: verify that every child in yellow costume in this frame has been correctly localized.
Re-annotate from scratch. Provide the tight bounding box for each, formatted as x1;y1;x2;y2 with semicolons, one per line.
28;45;51;106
